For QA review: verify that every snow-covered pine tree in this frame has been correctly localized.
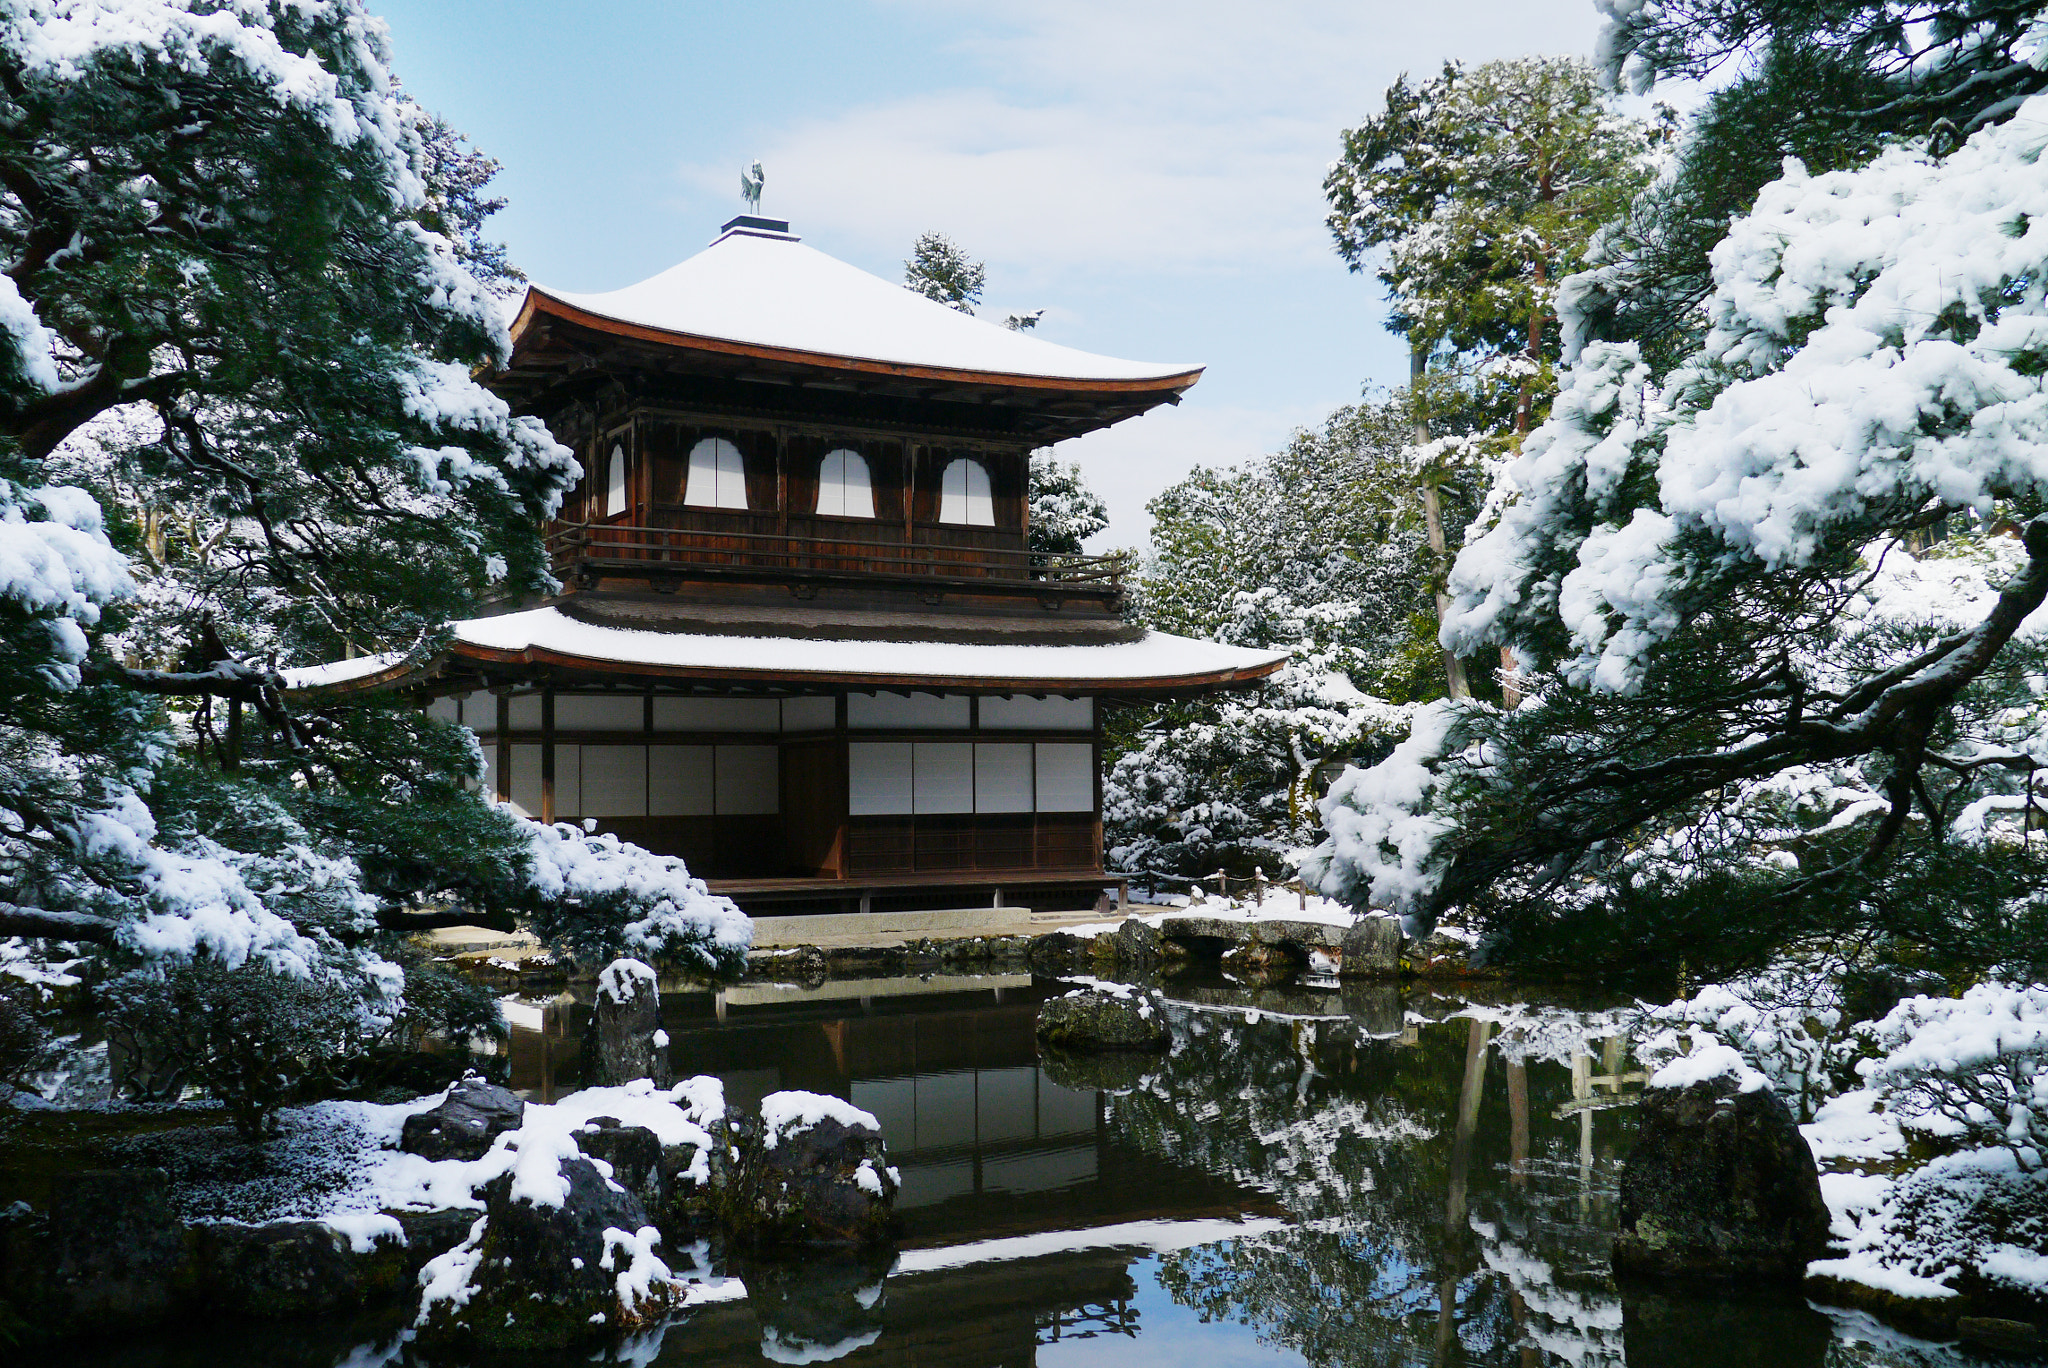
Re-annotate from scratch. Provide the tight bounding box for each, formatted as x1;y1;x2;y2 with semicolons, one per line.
1106;403;1426;882
903;232;985;313
1305;81;2048;981
0;0;747;1117
1027;452;1108;557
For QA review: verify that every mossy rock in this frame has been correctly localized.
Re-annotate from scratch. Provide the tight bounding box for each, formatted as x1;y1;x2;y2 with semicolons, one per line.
1034;989;1169;1053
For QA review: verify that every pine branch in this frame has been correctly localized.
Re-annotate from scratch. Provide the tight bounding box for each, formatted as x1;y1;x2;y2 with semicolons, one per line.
0;902;118;943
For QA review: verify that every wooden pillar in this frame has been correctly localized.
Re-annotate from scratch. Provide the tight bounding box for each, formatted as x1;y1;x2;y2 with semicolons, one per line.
903;442;917;554
495;693;512;804
541;687;556;825
775;428;788;542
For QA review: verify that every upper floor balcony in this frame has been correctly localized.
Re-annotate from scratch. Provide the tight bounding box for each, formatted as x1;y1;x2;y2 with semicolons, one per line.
547;516;1128;607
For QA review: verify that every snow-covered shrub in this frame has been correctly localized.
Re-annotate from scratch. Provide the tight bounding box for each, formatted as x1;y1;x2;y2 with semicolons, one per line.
1860;983;2048;1165
1112;402;1430;880
1635;969;1849;1121
103;960;370;1137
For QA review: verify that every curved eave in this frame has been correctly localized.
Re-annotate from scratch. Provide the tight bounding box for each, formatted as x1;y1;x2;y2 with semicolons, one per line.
285;641;1287;699
509;289;1205;399
450;638;1286;695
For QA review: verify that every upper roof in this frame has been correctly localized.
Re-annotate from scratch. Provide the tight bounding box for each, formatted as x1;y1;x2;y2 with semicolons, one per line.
510;220;1204;396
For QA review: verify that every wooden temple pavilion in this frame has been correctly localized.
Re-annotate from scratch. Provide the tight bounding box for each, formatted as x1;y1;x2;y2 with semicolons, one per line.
292;215;1286;915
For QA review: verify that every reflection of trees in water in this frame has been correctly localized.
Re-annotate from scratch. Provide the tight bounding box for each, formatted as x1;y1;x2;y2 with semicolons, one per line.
1119;1000;1632;1367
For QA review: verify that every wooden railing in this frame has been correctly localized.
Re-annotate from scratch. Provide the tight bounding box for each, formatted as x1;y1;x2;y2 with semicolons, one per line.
548;522;1127;593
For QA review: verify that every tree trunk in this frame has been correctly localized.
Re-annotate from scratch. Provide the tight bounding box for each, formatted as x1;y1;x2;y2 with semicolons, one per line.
1413;346;1470;699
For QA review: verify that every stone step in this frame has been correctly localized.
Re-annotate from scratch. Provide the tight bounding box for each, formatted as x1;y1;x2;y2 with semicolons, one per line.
749;906;1045;947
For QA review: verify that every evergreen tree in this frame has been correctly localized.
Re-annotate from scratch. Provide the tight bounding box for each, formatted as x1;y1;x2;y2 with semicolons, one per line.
1107;403;1427;881
1305;96;2048;982
1026;452;1108;557
0;0;747;1112
903;231;985;313
1325;56;1665;436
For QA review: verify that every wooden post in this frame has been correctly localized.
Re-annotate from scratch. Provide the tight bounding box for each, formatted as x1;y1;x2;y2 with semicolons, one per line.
541;687;556;825
903;442;917;561
496;692;511;804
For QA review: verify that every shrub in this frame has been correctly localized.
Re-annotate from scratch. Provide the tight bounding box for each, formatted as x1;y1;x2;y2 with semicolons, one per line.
104;961;365;1139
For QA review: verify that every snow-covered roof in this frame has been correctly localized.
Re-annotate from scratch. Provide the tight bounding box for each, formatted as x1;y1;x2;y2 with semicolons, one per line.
516;222;1201;389
283;606;1287;695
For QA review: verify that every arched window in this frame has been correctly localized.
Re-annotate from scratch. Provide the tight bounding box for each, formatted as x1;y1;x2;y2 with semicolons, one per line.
684;437;748;509
938;457;994;526
604;443;627;518
815;448;875;519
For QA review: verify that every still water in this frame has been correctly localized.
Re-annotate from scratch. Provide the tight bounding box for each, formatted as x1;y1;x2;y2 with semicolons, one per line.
60;972;1996;1367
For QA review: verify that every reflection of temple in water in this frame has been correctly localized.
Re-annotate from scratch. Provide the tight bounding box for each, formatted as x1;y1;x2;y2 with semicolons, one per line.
495;976;1285;1365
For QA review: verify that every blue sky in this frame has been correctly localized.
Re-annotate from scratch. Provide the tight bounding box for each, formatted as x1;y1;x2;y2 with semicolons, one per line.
375;0;1607;547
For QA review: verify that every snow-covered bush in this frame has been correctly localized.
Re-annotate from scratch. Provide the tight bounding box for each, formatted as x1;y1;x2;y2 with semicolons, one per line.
1111;403;1429;880
1860;983;2048;1165
103;959;370;1137
1636;969;1849;1122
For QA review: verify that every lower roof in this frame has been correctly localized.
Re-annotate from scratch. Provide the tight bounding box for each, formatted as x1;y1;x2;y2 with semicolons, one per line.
284;607;1288;697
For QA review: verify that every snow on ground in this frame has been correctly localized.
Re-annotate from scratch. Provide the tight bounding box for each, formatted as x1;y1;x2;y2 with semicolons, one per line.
1060;886;1368;938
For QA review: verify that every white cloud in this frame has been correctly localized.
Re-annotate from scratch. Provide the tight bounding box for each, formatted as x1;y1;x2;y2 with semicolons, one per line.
683;0;1607;279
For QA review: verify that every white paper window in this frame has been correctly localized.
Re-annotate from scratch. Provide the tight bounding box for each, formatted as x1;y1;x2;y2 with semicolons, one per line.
554;695;644;730
847;692;970;729
510;743;581;818
604;443;627;517
975;743;1035;813
938;458;994;526
1034;742;1093;812
980;695;1093;730
715;745;779;815
510;744;540;818
684;436;748;509
649;745;714;816
914;743;975;814
816;448;875;519
849;742;913;815
781;696;836;731
506;693;541;730
580;745;647;816
653;696;781;732
426;696;462;724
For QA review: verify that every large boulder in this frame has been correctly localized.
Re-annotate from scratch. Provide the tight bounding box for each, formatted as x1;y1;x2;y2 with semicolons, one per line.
718;1092;899;1246
1614;1059;1832;1282
1024;930;1091;976
415;1155;680;1351
400;1075;527;1161
0;1168;190;1335
1112;916;1168;972
1035;987;1169;1052
1338;915;1404;977
593;958;669;1088
576;1118;664;1209
195;1219;366;1318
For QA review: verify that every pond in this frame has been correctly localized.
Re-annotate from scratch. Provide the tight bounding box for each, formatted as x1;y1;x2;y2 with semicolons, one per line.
45;971;1997;1367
